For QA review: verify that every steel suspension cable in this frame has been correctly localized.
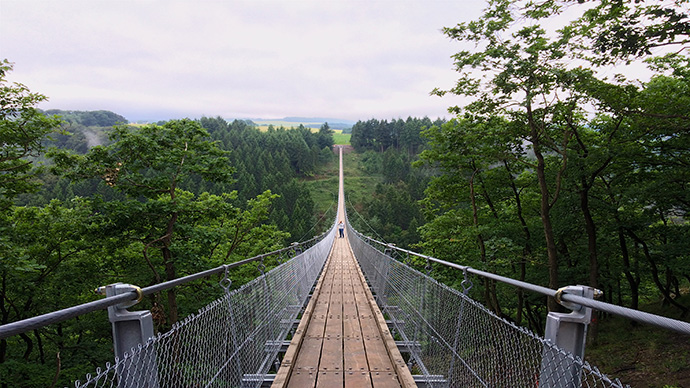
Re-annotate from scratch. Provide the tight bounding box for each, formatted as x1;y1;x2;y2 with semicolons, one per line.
0;233;328;340
354;230;690;336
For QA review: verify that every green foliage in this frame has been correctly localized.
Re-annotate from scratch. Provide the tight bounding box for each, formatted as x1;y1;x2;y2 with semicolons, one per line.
317;122;334;150
420;0;690;332
0;60;337;385
0;59;62;210
0;198;112;387
345;129;432;250
48;119;298;326
52;119;233;198
44;109;127;127
350;117;442;154
572;0;690;64
198;116;327;238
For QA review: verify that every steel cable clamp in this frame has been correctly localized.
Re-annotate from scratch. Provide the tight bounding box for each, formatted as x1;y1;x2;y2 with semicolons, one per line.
95;283;143;309
461;268;473;295
554;285;603;312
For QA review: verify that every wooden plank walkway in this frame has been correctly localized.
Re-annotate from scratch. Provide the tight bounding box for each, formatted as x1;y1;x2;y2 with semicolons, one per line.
272;147;415;388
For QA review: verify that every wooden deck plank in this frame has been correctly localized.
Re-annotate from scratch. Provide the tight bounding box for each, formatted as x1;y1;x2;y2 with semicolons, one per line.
343;266;369;375
345;371;373;388
371;371;403;388
287;367;318;388
316;371;344;388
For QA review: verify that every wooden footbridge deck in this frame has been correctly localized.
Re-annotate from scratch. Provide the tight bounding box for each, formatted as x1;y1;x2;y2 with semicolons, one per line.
272;147;415;388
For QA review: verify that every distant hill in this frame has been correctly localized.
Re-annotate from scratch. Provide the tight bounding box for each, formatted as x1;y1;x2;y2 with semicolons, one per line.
44;109;128;127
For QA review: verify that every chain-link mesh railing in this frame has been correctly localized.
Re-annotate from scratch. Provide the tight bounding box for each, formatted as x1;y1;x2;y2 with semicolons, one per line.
73;227;335;388
347;224;628;388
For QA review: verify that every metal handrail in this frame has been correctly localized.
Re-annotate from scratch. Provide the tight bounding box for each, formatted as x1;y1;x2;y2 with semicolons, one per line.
353;230;690;336
0;232;329;340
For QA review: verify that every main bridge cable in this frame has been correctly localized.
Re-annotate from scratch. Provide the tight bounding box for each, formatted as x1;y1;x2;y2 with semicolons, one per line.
296;197;335;243
345;194;386;243
0;232;329;340
354;230;690;336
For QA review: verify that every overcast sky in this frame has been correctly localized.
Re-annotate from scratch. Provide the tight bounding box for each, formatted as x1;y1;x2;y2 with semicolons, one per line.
1;0;487;123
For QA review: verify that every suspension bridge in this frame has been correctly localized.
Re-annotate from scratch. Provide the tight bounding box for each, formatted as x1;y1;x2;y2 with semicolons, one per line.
1;147;690;387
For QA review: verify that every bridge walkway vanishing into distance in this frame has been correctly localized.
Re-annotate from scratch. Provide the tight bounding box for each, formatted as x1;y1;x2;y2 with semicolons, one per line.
271;147;415;388
1;147;690;387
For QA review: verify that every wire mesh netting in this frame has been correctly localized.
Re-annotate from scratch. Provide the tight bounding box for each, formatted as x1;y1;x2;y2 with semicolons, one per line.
347;224;628;388
73;227;335;388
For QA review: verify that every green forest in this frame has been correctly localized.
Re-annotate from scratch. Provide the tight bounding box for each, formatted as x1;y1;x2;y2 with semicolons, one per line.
0;58;341;385
2;0;690;386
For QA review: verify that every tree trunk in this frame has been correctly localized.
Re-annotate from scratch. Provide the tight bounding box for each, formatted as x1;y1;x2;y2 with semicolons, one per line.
163;210;179;325
517;262;525;326
163;246;178;325
524;300;544;337
530;124;559;312
618;226;639;310
470;168;498;313
579;183;599;289
579;182;600;344
504;160;531;326
20;333;33;361
627;229;688;316
35;329;45;364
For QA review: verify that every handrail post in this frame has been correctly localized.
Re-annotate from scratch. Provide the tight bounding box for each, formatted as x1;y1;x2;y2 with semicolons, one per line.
539;285;599;388
101;283;158;387
291;242;303;256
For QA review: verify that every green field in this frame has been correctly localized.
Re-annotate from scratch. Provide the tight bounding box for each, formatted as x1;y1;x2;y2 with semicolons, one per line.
253;123;351;145
333;131;351;145
254;119;323;132
252;121;351;145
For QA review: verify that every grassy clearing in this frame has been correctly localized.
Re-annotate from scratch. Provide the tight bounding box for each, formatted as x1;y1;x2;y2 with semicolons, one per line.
304;152;339;216
341;150;381;212
248;121;351;145
333;131;351;145
303;148;382;222
304;176;338;214
343;151;382;211
254;119;325;132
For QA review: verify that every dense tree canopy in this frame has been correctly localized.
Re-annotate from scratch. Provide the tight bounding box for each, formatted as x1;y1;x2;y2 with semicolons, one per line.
44;109;127;127
0;60;62;210
571;0;690;64
1;100;333;385
417;0;690;327
350;117;442;154
346;118;436;249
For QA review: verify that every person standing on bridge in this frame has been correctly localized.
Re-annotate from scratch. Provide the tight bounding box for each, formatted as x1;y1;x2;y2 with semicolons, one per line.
338;221;344;238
